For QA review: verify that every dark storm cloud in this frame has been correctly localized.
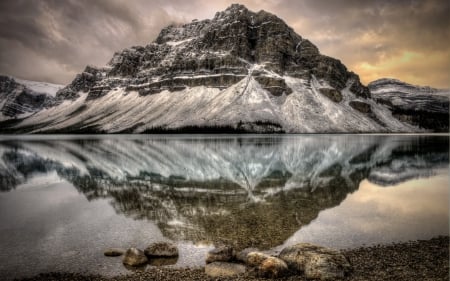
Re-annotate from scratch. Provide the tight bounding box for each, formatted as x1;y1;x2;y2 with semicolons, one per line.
0;0;179;84
0;0;448;87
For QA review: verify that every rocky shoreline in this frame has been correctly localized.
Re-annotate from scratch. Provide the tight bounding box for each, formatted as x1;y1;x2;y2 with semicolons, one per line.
17;236;448;281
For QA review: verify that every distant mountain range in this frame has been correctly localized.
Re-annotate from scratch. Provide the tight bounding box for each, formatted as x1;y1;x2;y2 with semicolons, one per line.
0;4;448;133
0;76;62;120
368;78;449;131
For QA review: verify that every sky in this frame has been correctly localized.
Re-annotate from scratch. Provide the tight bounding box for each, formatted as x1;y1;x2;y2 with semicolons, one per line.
0;0;448;88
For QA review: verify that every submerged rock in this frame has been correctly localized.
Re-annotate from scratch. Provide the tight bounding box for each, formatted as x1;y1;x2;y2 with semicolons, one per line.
204;261;246;277
144;242;179;258
122;248;148;267
104;248;125;257
279;243;352;280
148;257;178;266
205;246;234;263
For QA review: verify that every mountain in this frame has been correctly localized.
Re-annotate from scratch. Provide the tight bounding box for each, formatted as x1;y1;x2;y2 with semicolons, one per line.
0;4;447;133
369;78;449;132
0;76;62;121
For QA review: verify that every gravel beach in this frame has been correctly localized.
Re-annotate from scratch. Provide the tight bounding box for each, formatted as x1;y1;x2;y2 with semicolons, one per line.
18;236;449;281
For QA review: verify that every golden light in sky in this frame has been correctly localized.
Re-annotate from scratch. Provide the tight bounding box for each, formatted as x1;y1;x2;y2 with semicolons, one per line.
0;0;448;88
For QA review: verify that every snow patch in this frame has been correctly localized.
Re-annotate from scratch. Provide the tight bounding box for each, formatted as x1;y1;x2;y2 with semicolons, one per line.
15;78;64;96
166;38;194;46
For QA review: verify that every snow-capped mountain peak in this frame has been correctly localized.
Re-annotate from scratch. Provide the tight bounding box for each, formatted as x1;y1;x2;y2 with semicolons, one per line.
0;4;447;133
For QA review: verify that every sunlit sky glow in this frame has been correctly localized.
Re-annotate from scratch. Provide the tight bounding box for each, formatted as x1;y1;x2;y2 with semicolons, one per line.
0;0;448;88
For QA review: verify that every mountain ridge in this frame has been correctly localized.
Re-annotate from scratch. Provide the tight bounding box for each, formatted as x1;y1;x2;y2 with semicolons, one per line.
369;78;449;131
0;4;448;133
0;76;62;121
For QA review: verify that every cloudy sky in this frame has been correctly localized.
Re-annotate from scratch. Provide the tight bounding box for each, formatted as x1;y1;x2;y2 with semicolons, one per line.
0;0;448;88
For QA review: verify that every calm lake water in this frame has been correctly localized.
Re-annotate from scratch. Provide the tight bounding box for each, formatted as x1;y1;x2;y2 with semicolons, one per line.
0;134;448;279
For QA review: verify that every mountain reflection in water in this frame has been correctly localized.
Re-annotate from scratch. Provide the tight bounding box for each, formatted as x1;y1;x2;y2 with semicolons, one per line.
0;135;448;250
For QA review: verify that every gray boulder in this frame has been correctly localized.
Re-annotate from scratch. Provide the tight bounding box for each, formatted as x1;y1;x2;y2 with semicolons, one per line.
258;256;289;278
244;251;289;278
279;243;351;280
246;251;271;267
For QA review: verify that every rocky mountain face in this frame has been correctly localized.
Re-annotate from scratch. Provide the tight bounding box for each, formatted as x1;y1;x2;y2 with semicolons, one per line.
0;4;446;133
59;4;368;100
0;76;61;120
369;79;449;132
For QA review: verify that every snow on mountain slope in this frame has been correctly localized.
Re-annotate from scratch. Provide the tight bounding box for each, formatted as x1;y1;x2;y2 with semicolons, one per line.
369;78;449;113
0;76;63;121
13;78;63;97
369;78;449;132
0;4;443;133
281;76;417;132
16;73;418;133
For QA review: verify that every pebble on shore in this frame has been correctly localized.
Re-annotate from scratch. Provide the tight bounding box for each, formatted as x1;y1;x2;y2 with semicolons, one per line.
279;243;352;280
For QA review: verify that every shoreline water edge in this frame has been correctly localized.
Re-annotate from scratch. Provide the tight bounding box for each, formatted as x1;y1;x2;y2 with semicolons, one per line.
18;236;449;281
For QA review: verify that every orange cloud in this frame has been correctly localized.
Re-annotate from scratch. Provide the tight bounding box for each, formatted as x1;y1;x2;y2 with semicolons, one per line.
355;50;450;88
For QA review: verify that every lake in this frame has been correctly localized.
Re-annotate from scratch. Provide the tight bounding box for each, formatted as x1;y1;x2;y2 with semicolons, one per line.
0;134;448;279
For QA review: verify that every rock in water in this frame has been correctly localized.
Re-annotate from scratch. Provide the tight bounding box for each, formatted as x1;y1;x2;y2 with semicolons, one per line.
144;242;179;258
205;262;246;277
258;256;289;278
205;246;234;263
246;251;272;267
279;243;352;280
243;251;289;278
104;248;125;257
235;248;260;263
122;248;148;267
